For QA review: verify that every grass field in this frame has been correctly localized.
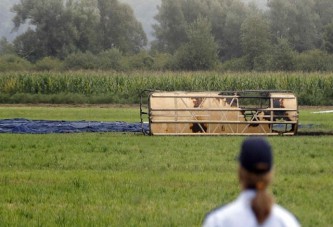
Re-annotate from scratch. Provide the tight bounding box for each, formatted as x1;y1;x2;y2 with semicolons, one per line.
0;105;332;226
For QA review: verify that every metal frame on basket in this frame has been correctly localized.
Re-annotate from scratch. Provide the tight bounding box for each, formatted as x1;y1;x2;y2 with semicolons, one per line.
140;90;298;136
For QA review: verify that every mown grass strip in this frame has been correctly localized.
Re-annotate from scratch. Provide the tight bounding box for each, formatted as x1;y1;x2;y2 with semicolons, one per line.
0;106;332;226
0;133;332;226
0;105;139;122
0;105;332;133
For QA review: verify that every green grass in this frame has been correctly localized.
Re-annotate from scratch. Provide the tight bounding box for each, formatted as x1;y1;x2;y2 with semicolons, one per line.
0;105;139;122
299;107;333;132
0;106;332;226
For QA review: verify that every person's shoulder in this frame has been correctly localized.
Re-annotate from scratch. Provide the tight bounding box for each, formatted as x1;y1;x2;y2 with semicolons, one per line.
272;204;301;226
203;201;248;227
203;203;228;222
203;202;235;226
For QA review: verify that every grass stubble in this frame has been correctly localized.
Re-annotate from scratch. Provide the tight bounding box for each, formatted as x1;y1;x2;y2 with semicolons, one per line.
0;106;332;226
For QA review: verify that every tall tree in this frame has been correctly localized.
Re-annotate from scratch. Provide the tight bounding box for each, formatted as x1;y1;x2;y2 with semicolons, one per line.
271;38;295;71
152;0;187;53
241;14;272;70
268;0;321;52
12;0;77;60
314;0;333;51
220;0;248;60
174;16;218;70
314;0;333;27
97;0;147;53
69;0;101;54
11;0;147;61
323;22;333;53
152;0;247;61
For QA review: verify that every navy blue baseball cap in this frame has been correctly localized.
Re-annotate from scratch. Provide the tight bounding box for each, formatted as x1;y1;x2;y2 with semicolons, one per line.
239;137;273;174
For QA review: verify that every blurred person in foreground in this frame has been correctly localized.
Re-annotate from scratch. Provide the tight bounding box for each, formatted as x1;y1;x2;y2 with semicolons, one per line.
203;137;300;227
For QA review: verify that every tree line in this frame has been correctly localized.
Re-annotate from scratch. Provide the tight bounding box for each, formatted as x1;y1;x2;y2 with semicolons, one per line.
0;0;332;72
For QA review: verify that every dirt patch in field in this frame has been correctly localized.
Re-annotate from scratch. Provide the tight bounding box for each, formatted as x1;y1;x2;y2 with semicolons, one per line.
297;131;333;136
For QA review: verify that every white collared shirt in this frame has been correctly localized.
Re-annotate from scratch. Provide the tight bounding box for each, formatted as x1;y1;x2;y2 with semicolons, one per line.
203;190;300;227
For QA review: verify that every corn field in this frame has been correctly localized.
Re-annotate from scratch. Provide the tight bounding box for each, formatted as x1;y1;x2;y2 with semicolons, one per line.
0;71;332;105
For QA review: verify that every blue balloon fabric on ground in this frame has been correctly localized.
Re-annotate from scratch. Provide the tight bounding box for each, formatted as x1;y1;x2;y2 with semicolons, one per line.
0;119;148;134
0;119;319;135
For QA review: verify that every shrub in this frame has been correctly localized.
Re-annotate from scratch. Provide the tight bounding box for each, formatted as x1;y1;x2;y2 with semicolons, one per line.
0;54;32;71
63;52;98;70
0;38;15;55
150;52;173;71
294;49;333;72
96;48;124;71
220;57;250;71
124;51;154;70
34;57;64;71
